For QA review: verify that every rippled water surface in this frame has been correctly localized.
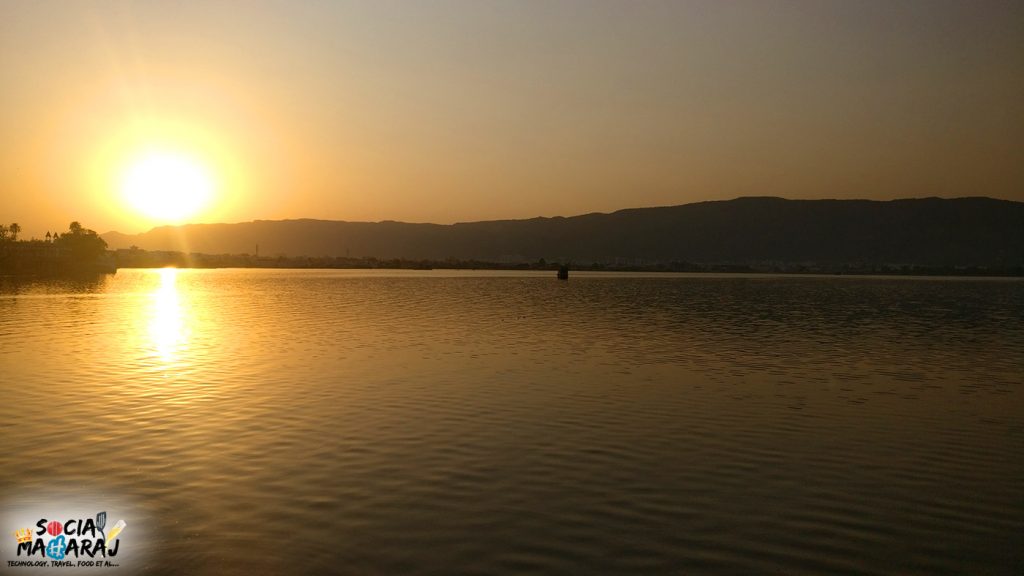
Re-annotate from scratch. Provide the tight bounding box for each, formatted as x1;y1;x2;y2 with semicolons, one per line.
1;269;1022;575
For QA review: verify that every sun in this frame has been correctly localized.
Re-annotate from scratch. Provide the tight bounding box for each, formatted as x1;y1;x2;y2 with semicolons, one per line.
120;151;214;222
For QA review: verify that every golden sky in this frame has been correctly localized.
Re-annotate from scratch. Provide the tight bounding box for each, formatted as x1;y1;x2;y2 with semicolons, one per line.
1;0;1022;236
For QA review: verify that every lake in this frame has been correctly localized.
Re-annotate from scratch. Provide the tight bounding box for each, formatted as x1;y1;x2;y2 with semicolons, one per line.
1;269;1021;575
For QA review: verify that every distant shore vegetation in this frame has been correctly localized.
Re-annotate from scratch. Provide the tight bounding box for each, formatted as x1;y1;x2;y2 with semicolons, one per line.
114;248;1023;277
0;222;113;275
3;222;1021;277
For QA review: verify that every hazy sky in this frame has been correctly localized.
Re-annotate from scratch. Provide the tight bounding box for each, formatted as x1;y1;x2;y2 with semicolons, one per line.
1;0;1022;235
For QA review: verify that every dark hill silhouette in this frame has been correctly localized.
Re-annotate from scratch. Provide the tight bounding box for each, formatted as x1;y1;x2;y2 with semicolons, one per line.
102;197;1024;267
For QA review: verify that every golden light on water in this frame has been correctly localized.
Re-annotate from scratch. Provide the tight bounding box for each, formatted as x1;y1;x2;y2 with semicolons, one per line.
149;267;186;365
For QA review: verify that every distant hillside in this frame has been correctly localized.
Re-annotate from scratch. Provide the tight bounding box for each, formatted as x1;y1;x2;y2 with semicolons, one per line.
102;197;1024;267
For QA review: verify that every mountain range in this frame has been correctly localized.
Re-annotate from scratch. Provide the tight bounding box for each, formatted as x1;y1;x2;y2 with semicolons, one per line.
102;197;1024;267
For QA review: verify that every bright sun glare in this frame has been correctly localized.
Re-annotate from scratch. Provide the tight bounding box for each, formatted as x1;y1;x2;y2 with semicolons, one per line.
121;152;214;222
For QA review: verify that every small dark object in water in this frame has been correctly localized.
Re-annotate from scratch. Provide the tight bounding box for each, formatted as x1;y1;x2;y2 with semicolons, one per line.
557;265;569;280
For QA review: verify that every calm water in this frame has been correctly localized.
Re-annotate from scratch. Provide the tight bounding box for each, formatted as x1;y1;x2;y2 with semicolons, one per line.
1;269;1022;575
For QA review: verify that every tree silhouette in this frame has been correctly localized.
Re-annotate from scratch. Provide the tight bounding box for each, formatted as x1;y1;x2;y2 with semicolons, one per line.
55;222;107;261
9;223;20;241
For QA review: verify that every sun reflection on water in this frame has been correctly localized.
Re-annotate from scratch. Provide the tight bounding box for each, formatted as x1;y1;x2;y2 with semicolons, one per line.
149;267;187;365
